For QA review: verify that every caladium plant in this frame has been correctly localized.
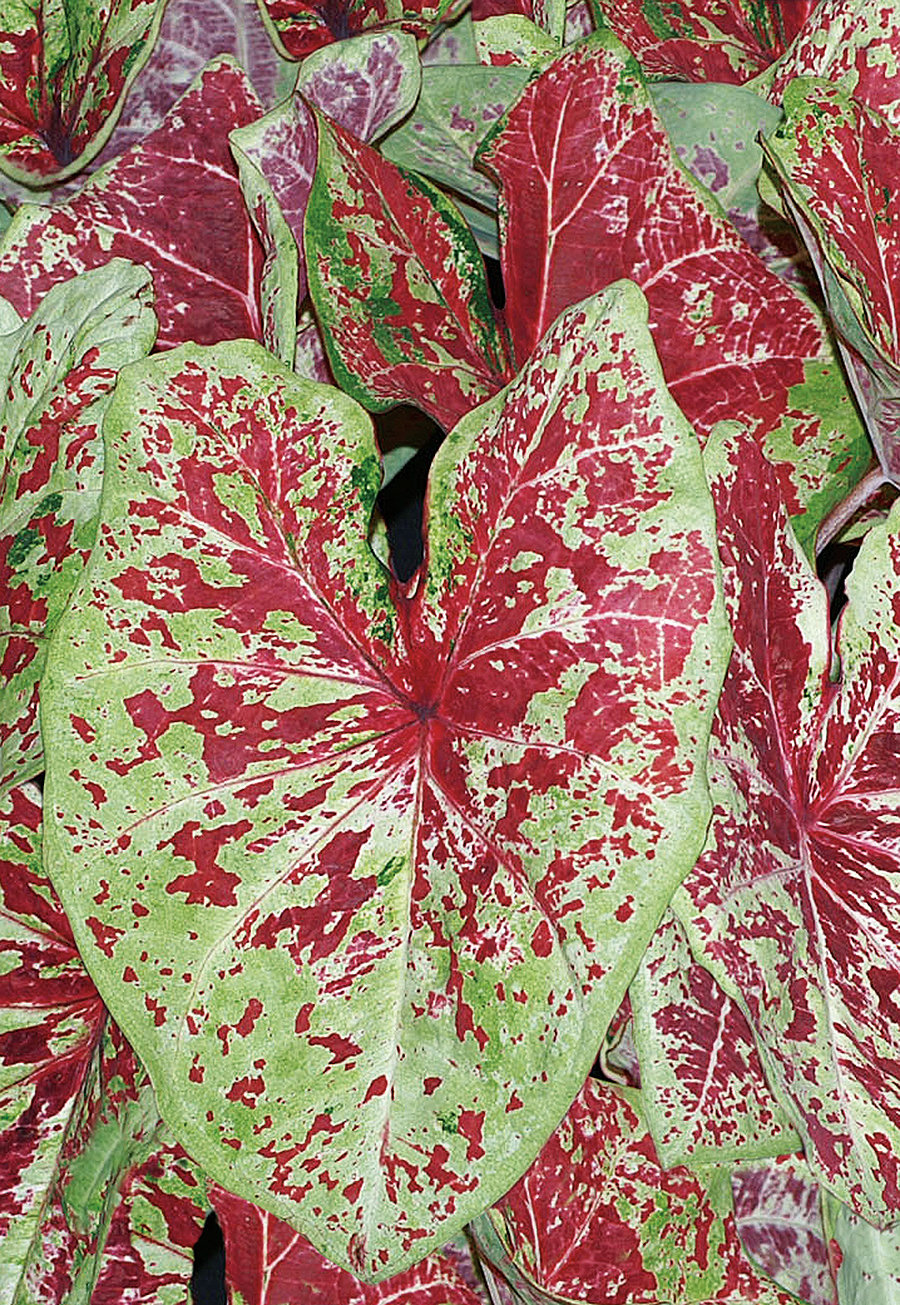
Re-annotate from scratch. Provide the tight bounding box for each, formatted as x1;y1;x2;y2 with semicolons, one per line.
1;0;899;1302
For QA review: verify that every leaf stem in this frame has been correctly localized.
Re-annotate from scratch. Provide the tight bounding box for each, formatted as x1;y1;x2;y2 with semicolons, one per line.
815;465;886;555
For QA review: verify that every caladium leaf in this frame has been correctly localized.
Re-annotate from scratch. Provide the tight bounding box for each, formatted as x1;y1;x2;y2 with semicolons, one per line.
379;64;530;213
823;1193;900;1304
0;0;166;184
90;0;296;162
733;1155;835;1305
230;31;421;363
306;109;513;427
469;1078;798;1304
471;15;556;67
762;79;900;483
630;910;800;1168
0;260;156;795
17;1021;162;1302
114;0;296;136
759;0;900;128
650;79;809;287
675;422;900;1224
296;31;422;142
0;58;266;351
586;0;815;83
91;1137;209;1305
42;282;728;1276
564;0;592;44
470;0;565;44
0;0;296;210
256;0;461;61
0;782;105;1294
212;1183;489;1303
0;781;189;1301
478;31;872;552
421;13;479;65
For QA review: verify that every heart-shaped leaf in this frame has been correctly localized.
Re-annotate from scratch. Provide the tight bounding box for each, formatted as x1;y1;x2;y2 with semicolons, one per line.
586;0;814;83
763;79;900;483
42;282;727;1277
631;909;800;1168
478;31;872;552
0;260;156;794
0;58;266;351
212;1184;489;1303
306;108;513;427
469;1077;799;1303
675;422;900;1224
0;0;166;184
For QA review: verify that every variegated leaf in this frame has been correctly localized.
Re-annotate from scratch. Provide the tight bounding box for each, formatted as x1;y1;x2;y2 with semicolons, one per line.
42;283;727;1277
0;783;105;1299
0;58;266;351
587;0;814;83
112;0;296;136
650;79;809;287
306;109;512;427
212;1184;489;1303
734;1155;836;1305
762;79;900;483
469;1078;798;1304
15;1022;162;1303
91;1138;209;1305
470;0;565;44
631;910;800;1168
471;15;556;66
296;31;422;142
230;32;421;363
0;0;296;210
0;0;166;184
760;0;900;128
257;0;461;60
675;423;900;1224
421;12;479;63
379;64;530;213
0;261;156;794
478;31;871;552
0;781;184;1302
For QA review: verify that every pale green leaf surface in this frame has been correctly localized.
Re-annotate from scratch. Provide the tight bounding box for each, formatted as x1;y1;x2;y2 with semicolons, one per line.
0;259;157;794
472;15;557;65
380;64;530;212
824;1194;900;1305
42;284;727;1277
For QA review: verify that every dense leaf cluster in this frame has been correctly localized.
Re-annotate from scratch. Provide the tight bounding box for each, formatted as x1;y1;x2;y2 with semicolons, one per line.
1;0;899;1301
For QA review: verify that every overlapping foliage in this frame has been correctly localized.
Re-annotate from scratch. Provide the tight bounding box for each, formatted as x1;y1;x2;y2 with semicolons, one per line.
1;0;899;1301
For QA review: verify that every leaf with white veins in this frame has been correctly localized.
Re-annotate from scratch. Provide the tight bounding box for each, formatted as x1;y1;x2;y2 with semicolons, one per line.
42;282;728;1277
